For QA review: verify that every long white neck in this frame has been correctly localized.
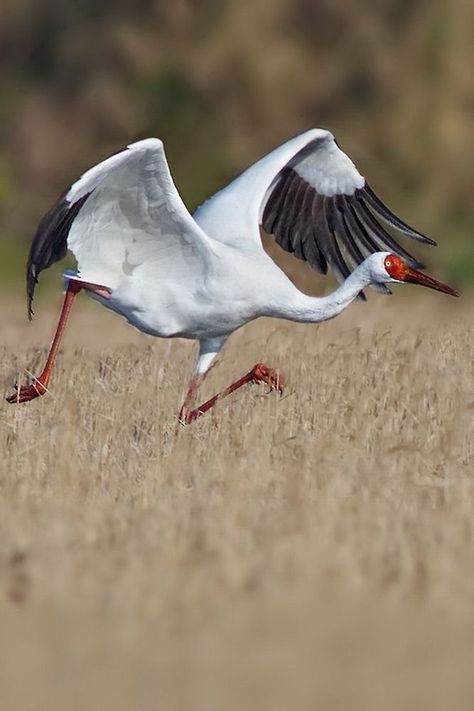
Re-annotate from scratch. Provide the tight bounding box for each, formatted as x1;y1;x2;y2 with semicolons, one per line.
268;263;372;324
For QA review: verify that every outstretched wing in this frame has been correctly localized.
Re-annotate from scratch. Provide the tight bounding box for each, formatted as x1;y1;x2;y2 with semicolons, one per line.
261;133;435;296
26;139;211;319
194;129;435;298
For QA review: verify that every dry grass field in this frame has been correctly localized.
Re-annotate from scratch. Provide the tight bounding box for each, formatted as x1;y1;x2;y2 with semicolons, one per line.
0;290;473;711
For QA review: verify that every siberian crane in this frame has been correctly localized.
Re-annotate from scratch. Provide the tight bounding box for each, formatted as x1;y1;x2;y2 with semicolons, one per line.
6;129;458;423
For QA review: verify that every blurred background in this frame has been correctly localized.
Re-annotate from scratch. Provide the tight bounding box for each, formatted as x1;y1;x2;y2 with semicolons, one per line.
0;0;473;296
1;5;473;709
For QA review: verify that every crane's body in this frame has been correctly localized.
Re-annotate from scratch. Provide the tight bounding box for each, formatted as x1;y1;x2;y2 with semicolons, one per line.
88;239;274;341
87;238;368;341
7;130;457;421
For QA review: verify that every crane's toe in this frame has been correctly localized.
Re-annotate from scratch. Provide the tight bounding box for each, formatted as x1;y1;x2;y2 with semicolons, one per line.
250;363;285;395
6;379;48;404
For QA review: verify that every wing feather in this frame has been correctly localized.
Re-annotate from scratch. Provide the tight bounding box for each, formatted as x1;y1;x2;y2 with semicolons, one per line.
262;167;294;234
334;199;391;295
26;192;92;318
322;197;352;285
25;139;210;318
362;182;436;245
259;132;436;294
351;199;425;269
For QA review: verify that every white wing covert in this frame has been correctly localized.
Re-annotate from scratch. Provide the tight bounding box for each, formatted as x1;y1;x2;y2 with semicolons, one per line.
26;139;210;318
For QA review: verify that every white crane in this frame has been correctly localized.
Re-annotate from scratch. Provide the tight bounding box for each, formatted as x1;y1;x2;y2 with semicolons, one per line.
6;129;458;422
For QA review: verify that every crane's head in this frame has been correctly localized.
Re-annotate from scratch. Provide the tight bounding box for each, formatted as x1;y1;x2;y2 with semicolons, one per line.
369;253;459;297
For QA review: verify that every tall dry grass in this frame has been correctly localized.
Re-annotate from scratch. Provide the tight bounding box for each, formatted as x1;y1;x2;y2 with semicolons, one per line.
0;293;473;710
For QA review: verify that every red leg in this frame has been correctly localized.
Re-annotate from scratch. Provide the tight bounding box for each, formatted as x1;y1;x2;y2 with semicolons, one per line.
179;363;285;425
6;279;110;404
178;374;206;424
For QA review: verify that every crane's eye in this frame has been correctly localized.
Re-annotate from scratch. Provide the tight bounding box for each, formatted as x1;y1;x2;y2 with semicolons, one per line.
385;259;392;268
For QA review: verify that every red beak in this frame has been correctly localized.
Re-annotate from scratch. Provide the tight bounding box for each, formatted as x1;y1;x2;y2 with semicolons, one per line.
403;267;459;297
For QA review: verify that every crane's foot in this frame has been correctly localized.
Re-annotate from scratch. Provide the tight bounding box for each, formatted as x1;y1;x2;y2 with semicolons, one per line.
250;363;285;394
177;362;285;425
6;377;48;404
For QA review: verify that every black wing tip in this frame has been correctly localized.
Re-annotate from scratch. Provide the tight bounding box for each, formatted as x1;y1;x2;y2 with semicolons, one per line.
262;163;437;291
24;190;92;318
26;263;37;321
404;231;437;247
422;235;437;247
351;198;429;271
362;182;437;246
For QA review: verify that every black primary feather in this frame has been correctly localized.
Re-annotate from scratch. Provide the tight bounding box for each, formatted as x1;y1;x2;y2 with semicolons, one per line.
26;191;92;320
261;166;434;294
362;182;436;245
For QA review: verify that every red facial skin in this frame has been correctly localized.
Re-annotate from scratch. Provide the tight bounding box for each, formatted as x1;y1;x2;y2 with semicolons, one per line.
383;254;459;297
384;254;408;281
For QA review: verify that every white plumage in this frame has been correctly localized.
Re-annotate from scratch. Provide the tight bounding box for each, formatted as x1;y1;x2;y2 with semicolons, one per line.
7;129;457;421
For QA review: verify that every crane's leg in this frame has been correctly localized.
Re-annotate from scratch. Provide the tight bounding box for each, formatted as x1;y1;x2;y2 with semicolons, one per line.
6;278;111;404
179;363;285;425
